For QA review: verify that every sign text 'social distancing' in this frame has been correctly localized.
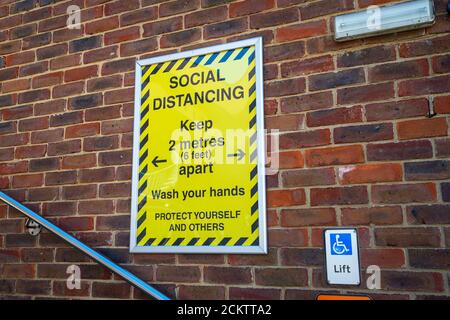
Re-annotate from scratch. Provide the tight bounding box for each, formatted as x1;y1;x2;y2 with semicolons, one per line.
130;38;267;254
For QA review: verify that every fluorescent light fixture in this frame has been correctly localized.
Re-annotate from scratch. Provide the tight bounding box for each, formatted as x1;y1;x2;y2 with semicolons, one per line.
334;0;435;42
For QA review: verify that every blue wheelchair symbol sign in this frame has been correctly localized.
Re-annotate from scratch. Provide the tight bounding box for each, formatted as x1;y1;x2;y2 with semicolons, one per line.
330;233;352;255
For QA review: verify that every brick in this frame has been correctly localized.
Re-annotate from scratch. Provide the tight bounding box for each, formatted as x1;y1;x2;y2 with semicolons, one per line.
68;93;102;110
281;91;332;113
31;128;64;144
305;145;364;167
204;18;248;39
36;44;67;60
18;89;50;104
84;136;119;152
5;235;36;248
337;45;396;67
121;6;158;26
443;183;450;202
309;68;365;91
50;111;83;127
185;6;228;28
5;51;35;67
341;206;403;226
105;27;140;45
99;150;132;166
53;281;90;297
366;98;428;121
432;54;450;74
0;122;16;135
45;171;77;186
0;67;19;81
409;249;450;269
405;160;450;181
53;28;84;43
99;182;131;198
280;208;336;227
28;187;58;201
264;41;305;63
79;200;114;215
375;227;441;247
339;163;402;185
102;119;133;134
265;114;304;132
280;248;323;266
92;282;131;299
436;139;450;158
52;82;84;98
38;15;67;32
281;55;333;77
367;140;433;161
1;264;35;278
0;220;22;234
361;249;405;268
160;0;199;17
334;123;393;144
255;268;308;286
399;74;450;97
42;202;76;217
50;54;82;70
66;123;100;139
156;265;201;283
311;186;368;206
15;145;47;161
58;217;94;231
276;20;327;42
408;205;450;224
267;189;306;207
372;183;437;204
79;168;115;183
84;46;118;64
10;0;36;13
369;59;429;83
435;95;450;114
32;72;63;88
161;29;201;48
0;40;21;55
228;248;278;266
16;280;51;296
12;174;43;188
301;0;353;19
397;118;448;140
0;148;14;161
250;8;298;29
277;150;304;169
0;94;17;107
338;83;394;105
201;0;234;7
62;154;97;169
179;285;225;300
48;140;81;156
102;58;135;75
65;66;98;83
104;88;134;104
399;34;450;58
18;117;49;132
97;215;130;231
21;248;54;263
87;75;122;92
229;287;281;300
143;17;183;37
282;167;335;187
307;106;363;127
121;37;158;56
204;266;252;285
69;35;102;53
280;129;330;149
265;78;305;97
86;16;119;34
269;228;308;247
3;79;30;93
29;157;59;172
0;133;28;148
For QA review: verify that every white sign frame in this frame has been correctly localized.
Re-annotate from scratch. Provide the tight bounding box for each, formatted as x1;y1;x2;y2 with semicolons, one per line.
324;228;361;285
129;37;267;254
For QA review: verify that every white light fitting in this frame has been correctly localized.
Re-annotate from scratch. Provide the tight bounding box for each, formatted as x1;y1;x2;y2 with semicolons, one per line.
334;0;436;42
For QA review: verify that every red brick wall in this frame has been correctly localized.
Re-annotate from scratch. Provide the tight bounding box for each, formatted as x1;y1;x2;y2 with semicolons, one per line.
1;0;449;300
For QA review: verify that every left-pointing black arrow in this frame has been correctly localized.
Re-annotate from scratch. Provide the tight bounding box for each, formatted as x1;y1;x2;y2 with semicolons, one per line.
152;156;167;167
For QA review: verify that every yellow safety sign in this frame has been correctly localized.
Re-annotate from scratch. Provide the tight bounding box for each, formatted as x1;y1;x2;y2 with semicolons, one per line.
130;38;267;253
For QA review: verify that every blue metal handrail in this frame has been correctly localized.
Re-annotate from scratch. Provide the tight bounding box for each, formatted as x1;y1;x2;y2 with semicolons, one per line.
0;191;170;300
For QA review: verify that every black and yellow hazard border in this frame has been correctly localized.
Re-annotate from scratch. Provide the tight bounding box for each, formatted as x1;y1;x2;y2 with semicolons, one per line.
129;38;267;254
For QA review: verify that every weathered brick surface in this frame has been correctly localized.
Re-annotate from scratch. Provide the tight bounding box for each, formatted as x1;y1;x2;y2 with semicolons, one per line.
0;0;449;301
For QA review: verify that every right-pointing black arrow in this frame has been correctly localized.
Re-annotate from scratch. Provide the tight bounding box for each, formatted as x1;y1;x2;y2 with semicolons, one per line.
152;156;167;167
227;149;245;161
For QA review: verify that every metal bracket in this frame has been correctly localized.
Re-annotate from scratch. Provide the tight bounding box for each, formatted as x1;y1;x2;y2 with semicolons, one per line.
25;218;41;236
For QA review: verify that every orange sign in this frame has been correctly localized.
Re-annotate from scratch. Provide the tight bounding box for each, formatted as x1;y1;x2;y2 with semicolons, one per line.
317;294;371;300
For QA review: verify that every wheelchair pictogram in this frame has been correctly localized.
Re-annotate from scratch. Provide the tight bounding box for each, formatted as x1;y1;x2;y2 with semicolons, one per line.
330;233;352;255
